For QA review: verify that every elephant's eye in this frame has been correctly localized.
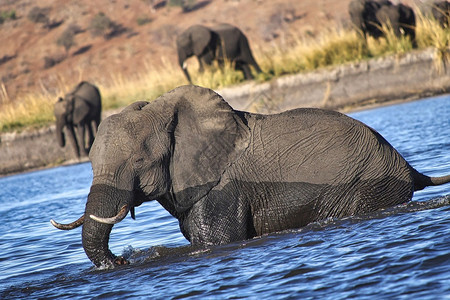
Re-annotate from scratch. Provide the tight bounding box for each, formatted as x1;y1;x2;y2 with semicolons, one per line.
134;157;145;167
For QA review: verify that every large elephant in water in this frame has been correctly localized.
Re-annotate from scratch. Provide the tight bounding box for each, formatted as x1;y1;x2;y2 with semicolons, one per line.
348;0;416;47
54;81;102;158
176;24;262;83
51;85;450;268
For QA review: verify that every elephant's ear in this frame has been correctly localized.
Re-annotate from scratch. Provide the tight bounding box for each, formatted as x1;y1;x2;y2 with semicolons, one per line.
165;85;250;210
72;98;90;124
190;25;212;56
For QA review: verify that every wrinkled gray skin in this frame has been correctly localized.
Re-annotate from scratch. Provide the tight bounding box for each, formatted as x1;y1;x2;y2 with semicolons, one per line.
348;0;416;47
52;85;450;268
432;1;450;28
176;24;262;83
54;81;102;158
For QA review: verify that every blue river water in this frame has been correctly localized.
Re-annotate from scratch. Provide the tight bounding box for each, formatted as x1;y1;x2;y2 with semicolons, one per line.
1;95;449;299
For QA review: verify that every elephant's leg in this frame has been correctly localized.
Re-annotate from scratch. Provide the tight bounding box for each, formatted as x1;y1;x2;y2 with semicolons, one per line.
76;123;88;157
181;194;255;245
197;56;205;72
251;61;262;74
67;125;81;158
404;27;417;47
93;118;100;136
236;62;254;80
86;123;95;152
392;22;402;37
199;52;215;72
241;53;262;74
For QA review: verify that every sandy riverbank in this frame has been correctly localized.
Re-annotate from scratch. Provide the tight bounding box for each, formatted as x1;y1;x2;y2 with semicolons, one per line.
1;48;449;177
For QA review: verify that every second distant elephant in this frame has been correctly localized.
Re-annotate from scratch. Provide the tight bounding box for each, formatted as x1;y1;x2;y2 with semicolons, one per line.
176;23;262;83
432;1;450;28
54;81;102;158
348;0;416;47
375;2;417;47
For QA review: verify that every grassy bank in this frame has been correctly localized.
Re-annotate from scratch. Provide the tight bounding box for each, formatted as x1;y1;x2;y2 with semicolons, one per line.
1;10;449;133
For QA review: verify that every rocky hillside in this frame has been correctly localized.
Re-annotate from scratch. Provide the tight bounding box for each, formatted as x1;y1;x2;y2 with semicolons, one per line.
0;0;362;103
0;0;424;104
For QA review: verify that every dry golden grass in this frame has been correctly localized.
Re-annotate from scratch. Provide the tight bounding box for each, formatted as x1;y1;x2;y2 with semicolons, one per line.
0;93;55;131
415;9;450;71
0;10;449;133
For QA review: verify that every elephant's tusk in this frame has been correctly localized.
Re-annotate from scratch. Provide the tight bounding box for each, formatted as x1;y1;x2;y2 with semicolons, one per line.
130;206;136;220
90;205;129;224
50;215;85;230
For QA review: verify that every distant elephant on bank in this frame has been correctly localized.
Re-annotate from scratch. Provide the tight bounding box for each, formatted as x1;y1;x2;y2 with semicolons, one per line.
348;0;416;47
54;81;102;158
51;85;450;268
176;24;262;83
375;2;417;47
349;0;388;40
432;1;450;28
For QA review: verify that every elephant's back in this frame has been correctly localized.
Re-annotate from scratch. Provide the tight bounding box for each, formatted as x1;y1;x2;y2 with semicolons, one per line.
240;108;413;187
211;23;239;34
211;23;241;44
71;82;101;106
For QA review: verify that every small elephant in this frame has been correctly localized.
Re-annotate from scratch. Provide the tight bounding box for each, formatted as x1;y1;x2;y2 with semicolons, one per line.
176;23;262;83
432;1;450;28
348;0;416;47
54;81;102;158
51;85;450;268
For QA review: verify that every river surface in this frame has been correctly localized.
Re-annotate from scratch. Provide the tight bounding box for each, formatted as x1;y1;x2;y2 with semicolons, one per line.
1;95;449;299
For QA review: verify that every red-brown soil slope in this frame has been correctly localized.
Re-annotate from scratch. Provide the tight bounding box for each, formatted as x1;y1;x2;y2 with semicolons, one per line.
0;0;416;102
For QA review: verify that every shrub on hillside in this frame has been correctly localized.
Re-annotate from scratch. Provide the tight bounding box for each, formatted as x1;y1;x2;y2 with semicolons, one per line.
27;6;50;24
56;24;83;53
43;54;65;69
168;0;196;12
89;12;126;39
89;12;112;37
137;15;152;26
0;10;16;24
57;29;76;54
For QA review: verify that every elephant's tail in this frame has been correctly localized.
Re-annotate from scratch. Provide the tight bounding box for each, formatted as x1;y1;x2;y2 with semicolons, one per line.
413;172;450;191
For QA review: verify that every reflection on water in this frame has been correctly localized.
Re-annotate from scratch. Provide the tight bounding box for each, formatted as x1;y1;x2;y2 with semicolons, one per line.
1;95;449;299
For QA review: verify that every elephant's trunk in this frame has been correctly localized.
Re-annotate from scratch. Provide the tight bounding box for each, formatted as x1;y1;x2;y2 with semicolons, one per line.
182;63;192;84
178;51;192;83
56;118;66;147
82;184;133;268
